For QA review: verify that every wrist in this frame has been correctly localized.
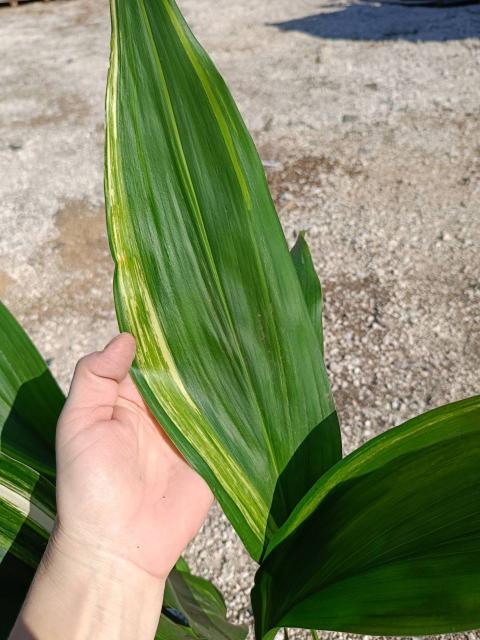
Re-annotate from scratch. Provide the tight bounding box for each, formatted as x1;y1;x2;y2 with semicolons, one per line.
48;523;166;582
14;525;165;640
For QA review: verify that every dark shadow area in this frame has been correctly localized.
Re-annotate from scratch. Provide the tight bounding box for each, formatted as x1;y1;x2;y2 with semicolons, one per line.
1;372;64;482
0;1;47;9
264;411;341;558
270;1;480;42
0;553;35;638
1;619;39;640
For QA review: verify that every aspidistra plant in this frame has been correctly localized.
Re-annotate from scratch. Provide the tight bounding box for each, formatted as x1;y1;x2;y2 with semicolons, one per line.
105;1;480;639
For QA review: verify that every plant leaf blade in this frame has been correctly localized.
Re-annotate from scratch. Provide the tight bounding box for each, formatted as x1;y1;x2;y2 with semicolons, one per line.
0;301;64;480
290;234;324;354
0;452;55;636
161;568;247;640
106;0;340;559
253;396;480;637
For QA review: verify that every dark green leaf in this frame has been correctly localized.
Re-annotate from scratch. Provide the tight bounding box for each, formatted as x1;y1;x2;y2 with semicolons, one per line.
175;556;191;574
253;396;480;638
161;568;247;640
0;301;64;480
0;452;55;636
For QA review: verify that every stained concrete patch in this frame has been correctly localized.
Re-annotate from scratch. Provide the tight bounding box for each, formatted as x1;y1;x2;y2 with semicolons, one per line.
53;199;109;271
265;153;365;214
25;199;114;323
28;93;90;128
0;270;15;297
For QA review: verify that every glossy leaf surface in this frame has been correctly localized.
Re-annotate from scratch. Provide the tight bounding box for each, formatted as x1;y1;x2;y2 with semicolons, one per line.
0;301;63;480
106;0;340;559
253;396;480;638
160;568;247;640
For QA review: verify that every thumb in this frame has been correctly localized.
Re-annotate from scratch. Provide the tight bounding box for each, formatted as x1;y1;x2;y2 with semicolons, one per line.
62;333;136;424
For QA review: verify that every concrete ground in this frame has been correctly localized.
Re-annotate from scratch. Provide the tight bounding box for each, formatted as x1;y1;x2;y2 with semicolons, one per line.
0;0;479;637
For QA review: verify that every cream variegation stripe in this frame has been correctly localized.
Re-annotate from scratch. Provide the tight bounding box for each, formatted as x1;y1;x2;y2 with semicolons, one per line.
117;259;269;544
106;1;270;549
151;0;293;468
0;483;54;538
135;0;279;457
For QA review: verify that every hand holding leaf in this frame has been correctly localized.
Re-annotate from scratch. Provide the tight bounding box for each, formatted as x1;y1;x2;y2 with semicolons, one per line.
56;333;213;581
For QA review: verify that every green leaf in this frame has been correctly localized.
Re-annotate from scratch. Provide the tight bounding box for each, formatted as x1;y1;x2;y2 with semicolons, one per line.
161;568;247;640
0;452;55;636
106;0;340;561
155;615;200;640
290;234;323;354
0;301;64;480
253;396;480;638
175;556;191;574
0;453;55;566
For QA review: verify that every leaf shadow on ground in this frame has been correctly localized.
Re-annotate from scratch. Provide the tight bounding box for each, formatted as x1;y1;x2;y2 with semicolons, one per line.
269;1;480;42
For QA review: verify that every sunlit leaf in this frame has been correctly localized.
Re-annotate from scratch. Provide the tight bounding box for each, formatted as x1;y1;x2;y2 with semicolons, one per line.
106;0;340;561
290;234;324;354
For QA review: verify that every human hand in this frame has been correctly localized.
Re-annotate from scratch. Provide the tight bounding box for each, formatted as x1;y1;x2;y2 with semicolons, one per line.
10;334;213;640
55;333;213;579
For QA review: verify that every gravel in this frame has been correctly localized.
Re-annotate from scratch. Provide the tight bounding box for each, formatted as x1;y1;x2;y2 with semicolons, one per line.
0;0;478;638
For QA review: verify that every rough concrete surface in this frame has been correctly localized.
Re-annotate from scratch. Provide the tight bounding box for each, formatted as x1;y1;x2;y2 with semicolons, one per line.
0;0;479;637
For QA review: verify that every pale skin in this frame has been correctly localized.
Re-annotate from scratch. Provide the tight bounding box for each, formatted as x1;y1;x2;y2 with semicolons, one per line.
10;333;213;640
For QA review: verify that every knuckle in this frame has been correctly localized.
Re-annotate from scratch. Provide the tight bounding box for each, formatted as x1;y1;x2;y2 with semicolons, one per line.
74;352;98;376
